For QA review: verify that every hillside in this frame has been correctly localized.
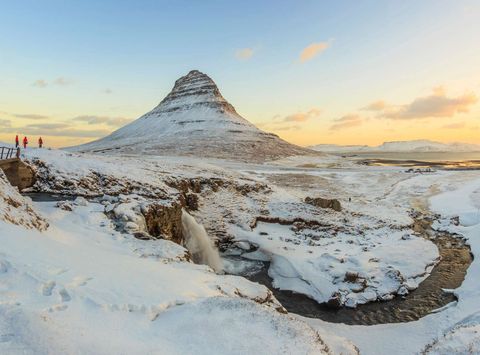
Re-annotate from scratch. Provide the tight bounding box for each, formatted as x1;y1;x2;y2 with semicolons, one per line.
71;70;312;161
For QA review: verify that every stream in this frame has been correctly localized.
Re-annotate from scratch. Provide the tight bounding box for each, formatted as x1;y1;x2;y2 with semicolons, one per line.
223;220;472;325
24;192;473;326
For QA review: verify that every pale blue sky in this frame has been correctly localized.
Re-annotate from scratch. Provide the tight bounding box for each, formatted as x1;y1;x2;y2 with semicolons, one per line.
1;0;479;146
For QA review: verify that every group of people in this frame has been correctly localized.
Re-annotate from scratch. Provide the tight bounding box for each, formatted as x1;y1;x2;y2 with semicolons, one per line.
15;135;43;149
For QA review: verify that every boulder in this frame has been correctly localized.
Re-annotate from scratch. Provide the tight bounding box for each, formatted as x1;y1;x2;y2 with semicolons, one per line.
305;197;342;212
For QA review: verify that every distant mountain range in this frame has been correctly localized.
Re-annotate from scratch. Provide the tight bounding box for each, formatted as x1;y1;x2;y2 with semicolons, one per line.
71;70;311;161
310;140;480;153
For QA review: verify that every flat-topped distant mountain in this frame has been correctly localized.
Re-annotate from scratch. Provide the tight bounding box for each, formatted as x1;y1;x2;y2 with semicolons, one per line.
71;70;313;161
310;140;480;153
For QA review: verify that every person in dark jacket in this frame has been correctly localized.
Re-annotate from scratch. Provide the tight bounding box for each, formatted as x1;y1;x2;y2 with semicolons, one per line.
38;137;43;148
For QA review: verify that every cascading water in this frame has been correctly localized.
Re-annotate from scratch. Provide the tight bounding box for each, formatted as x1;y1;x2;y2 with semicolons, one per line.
181;210;223;273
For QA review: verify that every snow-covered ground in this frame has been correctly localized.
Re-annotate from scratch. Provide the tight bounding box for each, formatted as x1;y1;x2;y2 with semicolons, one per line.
304;168;480;354
0;169;335;354
2;147;479;354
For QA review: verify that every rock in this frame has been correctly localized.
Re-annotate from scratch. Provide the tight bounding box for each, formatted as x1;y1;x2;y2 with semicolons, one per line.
142;202;183;244
326;292;343;308
344;271;359;283
56;201;73;211
184;193;199;211
133;231;152;240
305;197;342;212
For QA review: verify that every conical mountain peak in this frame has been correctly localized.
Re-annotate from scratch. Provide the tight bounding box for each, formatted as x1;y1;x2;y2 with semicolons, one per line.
72;70;312;161
152;70;237;115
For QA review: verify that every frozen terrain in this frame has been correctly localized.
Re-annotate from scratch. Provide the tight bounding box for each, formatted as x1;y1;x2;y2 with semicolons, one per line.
1;139;479;354
0;168;336;354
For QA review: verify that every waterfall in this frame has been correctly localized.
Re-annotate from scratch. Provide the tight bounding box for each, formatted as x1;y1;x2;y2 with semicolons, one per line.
181;210;223;272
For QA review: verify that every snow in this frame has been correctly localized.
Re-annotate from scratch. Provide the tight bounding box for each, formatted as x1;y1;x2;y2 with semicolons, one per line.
230;221;438;306
23;149;442;308
0;188;330;354
310;139;480;153
68;70;310;161
3;145;480;353
303;170;480;354
0;170;47;230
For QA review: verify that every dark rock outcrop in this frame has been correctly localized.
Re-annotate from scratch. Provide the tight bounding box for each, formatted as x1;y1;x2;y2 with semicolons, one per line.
0;158;36;191
142;202;183;244
305;197;342;212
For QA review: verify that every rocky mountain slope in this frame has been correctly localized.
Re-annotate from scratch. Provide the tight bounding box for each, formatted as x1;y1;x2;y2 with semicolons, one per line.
72;70;312;161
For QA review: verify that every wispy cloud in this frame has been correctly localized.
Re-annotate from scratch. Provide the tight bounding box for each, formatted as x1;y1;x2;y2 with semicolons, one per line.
12;113;49;120
73;115;132;127
53;77;73;86
2;123;109;138
235;48;254;60
103;88;113;94
442;122;466;129
274;125;301;131
366;88;478;120
329;114;364;130
282;108;321;122
362;100;388;111
32;79;48;88
31;77;73;88
299;41;330;63
0;119;11;128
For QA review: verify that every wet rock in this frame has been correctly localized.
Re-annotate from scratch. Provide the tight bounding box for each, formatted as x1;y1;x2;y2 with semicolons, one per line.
344;271;359;283
326;292;343;308
142;202;183;244
133;231;152;240
305;197;342;212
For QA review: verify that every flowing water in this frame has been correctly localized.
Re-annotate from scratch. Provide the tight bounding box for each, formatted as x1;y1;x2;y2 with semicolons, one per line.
224;219;472;325
181;210;223;272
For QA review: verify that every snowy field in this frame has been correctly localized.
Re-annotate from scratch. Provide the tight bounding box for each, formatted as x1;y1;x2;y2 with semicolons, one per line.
1;147;479;354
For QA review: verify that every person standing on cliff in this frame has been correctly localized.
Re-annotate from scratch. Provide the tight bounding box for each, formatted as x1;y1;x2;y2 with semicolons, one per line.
38;137;43;148
15;135;19;148
23;136;28;149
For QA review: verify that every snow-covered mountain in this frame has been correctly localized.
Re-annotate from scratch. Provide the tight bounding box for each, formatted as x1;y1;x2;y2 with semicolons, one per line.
72;70;312;161
310;140;480;153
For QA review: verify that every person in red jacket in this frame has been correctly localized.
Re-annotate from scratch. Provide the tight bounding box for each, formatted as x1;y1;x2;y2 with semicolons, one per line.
15;135;19;148
23;136;28;149
38;137;43;148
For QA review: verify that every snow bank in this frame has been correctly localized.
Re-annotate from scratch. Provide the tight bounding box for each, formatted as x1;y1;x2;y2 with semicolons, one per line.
232;222;438;307
0;197;333;354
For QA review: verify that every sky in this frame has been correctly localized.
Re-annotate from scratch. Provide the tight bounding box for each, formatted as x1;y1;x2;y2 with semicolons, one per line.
0;0;479;148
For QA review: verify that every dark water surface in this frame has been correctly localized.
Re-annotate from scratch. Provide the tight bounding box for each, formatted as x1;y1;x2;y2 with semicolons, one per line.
229;227;472;325
23;192;77;202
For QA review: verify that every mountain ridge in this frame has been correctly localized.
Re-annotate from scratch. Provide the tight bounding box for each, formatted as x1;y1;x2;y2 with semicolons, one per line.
310;139;480;153
71;70;313;161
